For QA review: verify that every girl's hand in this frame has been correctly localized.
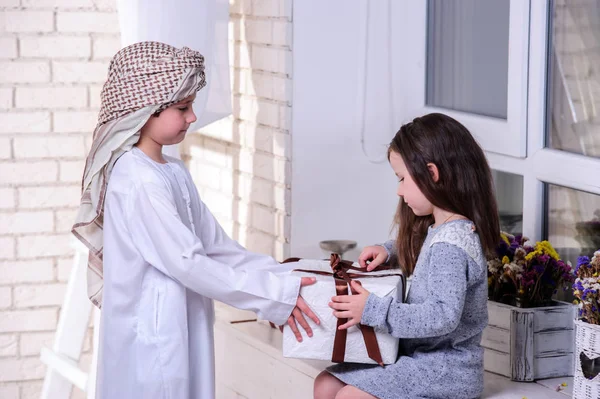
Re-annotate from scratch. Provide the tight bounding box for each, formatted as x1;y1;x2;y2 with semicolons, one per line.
329;281;370;330
358;245;388;271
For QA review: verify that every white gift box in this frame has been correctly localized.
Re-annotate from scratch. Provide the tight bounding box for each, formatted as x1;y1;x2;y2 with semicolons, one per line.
282;257;405;365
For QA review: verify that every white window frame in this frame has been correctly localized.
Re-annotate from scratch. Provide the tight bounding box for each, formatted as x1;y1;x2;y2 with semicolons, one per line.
396;0;530;158
489;1;600;241
400;0;600;242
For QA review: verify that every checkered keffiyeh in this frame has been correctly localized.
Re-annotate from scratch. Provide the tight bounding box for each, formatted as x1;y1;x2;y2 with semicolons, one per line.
72;41;206;308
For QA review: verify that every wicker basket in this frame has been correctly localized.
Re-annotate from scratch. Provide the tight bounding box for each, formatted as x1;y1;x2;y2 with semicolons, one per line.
574;319;600;399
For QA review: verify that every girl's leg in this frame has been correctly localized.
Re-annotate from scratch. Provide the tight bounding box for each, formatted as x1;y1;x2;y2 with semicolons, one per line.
313;371;346;399
335;385;378;399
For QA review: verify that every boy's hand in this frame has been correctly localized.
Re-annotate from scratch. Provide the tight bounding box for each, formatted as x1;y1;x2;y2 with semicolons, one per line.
358;245;388;271
329;281;370;330
286;277;320;342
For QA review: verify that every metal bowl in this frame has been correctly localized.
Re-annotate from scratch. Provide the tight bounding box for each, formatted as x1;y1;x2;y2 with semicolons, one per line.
319;240;357;258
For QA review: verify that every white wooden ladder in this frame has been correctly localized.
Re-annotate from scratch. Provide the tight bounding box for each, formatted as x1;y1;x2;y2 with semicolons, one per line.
40;239;100;399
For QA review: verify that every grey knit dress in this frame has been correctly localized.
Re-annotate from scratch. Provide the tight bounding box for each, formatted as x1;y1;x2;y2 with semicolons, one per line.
327;220;488;399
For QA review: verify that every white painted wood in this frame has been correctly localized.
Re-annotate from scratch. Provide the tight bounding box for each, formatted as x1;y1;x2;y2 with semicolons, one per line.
532;148;600;196
87;306;101;399
40;348;88;391
484;348;511;378
40;239;94;399
487;302;512;330
482;325;510;353
534;330;575;356
484;300;576;381
511;310;535;381
522;0;549;242
533;305;577;332
534;354;575;380
215;326;315;399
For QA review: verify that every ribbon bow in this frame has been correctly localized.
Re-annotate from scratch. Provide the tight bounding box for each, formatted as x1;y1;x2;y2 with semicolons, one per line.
286;254;403;366
329;254;385;366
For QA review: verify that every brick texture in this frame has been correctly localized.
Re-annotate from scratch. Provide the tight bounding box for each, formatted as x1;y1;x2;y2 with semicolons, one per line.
0;0;295;395
0;1;120;395
182;0;293;263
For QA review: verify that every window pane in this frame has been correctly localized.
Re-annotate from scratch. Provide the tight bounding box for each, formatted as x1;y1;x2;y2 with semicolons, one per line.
548;1;600;158
492;170;523;234
546;184;600;302
547;184;600;263
426;0;510;119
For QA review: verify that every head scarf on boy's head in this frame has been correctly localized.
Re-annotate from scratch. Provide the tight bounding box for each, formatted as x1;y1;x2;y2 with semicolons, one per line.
72;41;206;308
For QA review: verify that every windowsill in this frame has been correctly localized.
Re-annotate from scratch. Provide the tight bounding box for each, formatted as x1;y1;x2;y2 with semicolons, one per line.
214;302;573;398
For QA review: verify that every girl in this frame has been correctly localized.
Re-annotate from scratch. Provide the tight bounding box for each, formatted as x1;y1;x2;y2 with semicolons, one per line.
72;42;317;399
314;113;500;399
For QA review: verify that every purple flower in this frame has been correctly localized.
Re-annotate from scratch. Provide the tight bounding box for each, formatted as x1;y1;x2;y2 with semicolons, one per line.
538;254;551;264
514;234;523;242
524;245;535;254
534;264;546;274
578;256;591;268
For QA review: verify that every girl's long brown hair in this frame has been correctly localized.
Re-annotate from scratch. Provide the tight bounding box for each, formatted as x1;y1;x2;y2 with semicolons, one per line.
389;113;500;276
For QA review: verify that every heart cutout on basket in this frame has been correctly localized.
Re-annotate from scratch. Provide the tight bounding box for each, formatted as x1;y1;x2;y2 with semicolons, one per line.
580;352;600;380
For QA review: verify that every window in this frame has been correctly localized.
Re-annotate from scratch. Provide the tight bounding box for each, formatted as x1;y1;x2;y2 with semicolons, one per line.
400;0;600;292
397;0;529;157
427;0;510;119
547;0;600;158
493;170;524;235
546;184;600;263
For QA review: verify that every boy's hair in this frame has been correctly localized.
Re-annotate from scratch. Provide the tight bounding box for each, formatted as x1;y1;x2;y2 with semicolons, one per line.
388;113;500;276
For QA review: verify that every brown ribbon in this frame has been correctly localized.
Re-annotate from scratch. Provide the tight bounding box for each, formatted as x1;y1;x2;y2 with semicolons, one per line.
283;254;406;366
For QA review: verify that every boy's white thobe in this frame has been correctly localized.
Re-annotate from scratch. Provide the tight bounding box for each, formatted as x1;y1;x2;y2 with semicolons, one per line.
97;147;300;399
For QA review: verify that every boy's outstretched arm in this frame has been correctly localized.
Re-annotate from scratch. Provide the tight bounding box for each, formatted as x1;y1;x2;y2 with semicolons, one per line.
113;181;306;326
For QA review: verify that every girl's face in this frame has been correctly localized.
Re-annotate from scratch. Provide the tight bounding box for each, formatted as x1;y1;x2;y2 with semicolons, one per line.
141;95;197;145
389;150;434;217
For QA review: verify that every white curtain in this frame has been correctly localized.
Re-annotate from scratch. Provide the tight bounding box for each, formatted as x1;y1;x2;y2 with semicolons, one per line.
117;0;232;157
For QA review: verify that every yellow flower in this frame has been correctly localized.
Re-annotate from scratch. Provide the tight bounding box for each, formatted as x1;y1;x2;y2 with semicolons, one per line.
537;241;559;259
500;233;510;245
502;256;510;265
524;241;561;262
525;249;541;262
539;241;560;260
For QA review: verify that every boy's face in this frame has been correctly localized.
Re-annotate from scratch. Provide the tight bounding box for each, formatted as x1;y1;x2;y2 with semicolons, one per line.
389;150;434;217
140;94;197;145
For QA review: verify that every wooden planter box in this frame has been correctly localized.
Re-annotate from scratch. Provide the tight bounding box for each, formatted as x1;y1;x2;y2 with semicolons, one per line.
482;300;576;381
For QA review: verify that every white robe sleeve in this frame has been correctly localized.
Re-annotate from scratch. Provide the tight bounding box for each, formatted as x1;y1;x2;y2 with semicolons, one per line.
199;199;292;273
181;163;291;275
125;181;300;325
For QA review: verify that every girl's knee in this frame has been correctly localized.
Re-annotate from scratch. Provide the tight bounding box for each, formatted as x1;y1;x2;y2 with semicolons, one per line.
335;385;377;399
314;371;345;399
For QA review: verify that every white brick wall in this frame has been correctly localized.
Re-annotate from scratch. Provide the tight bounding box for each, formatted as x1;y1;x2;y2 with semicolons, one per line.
182;0;293;260
16;87;88;109
20;36;92;58
0;0;119;396
0;0;295;396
